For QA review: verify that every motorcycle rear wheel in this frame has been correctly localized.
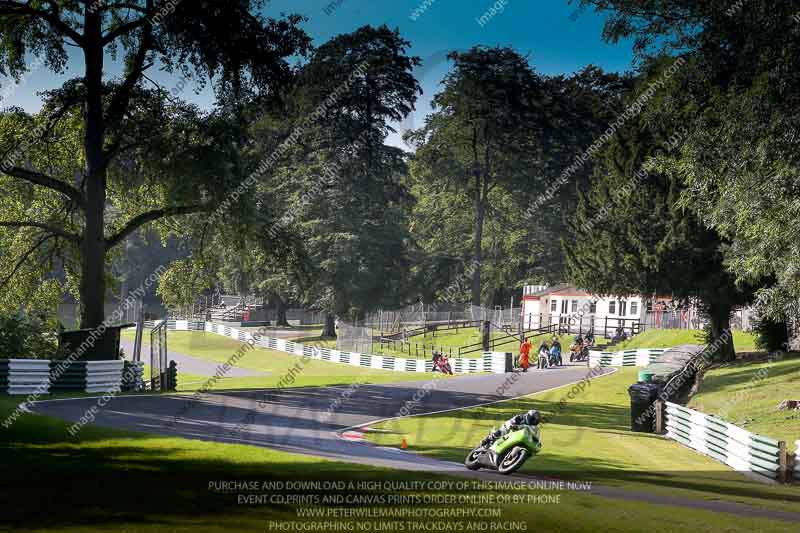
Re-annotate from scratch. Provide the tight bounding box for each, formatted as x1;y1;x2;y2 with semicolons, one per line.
464;448;484;470
497;446;529;475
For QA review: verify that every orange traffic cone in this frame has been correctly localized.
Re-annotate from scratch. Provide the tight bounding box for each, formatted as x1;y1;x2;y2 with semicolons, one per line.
401;438;408;449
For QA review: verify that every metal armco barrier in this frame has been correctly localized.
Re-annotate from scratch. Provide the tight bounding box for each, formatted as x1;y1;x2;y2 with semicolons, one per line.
664;401;791;483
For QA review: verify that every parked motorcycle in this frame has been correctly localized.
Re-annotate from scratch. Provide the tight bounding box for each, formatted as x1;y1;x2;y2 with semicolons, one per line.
464;424;542;475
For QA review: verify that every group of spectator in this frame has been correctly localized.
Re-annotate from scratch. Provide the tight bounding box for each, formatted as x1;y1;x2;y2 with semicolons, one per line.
517;337;562;372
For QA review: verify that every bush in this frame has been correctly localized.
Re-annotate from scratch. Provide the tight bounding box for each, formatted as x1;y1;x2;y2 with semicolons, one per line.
752;311;789;353
0;313;58;359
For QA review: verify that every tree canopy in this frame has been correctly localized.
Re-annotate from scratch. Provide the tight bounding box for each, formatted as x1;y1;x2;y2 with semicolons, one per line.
0;0;311;328
576;0;800;327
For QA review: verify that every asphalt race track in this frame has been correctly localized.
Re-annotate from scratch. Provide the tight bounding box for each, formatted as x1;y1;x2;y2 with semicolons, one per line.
32;366;603;471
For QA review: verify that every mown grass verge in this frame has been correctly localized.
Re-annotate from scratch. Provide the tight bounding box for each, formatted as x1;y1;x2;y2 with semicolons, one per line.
365;367;800;514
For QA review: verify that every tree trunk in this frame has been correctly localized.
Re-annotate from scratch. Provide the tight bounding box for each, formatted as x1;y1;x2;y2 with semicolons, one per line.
471;192;485;307
708;303;736;362
322;313;337;338
274;294;290;327
79;9;107;330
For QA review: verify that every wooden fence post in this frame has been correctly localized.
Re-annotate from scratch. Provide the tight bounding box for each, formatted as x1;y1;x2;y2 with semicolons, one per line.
654;400;664;434
779;441;789;483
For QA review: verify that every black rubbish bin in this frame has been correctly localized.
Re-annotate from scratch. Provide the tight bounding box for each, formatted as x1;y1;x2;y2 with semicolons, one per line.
628;381;661;433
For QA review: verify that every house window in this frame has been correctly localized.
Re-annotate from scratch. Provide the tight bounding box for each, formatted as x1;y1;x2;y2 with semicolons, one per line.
561;300;568;314
589;301;597;313
631;302;639;315
608;301;616;314
571;300;578;313
551;300;557;312
619;301;627;316
646;301;653;313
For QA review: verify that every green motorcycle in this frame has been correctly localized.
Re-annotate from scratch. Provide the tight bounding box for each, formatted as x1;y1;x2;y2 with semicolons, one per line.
465;424;542;475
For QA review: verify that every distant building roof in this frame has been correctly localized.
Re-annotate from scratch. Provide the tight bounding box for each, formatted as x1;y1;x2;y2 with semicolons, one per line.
543;285;591;297
524;285;590;298
523;284;675;301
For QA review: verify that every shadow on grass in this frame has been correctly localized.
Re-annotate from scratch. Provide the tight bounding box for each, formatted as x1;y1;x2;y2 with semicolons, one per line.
0;440;438;530
0;401;449;530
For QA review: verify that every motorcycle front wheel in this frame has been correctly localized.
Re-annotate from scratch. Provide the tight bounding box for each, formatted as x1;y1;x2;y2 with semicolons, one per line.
497;446;529;475
464;448;484;470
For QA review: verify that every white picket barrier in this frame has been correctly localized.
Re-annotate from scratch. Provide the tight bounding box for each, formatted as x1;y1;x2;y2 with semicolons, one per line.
160;320;510;374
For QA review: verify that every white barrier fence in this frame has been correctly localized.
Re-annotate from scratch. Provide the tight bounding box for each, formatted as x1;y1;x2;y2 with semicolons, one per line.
588;348;667;367
664;401;791;483
50;360;125;394
0;359;126;395
84;361;125;393
147;320;510;374
0;359;51;395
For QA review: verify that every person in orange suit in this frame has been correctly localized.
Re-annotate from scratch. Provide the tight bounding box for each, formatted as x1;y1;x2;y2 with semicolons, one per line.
519;337;532;372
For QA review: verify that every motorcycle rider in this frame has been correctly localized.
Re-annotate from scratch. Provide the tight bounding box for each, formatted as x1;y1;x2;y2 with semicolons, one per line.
549;337;562;366
585;332;595;347
479;409;541;451
570;334;584;362
431;350;453;374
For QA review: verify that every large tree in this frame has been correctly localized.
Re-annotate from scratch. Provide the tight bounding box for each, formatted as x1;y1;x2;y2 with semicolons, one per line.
574;0;800;323
407;47;549;306
408;58;626;305
251;25;422;336
0;1;310;328
566;60;754;361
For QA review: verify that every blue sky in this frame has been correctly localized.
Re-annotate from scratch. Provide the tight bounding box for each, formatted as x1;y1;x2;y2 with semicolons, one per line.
0;0;636;148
